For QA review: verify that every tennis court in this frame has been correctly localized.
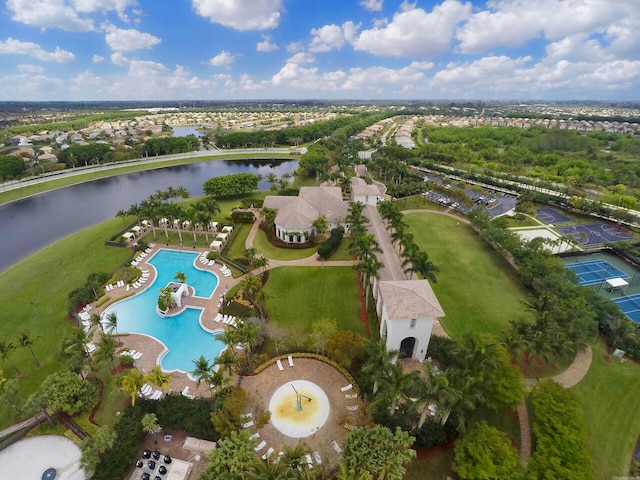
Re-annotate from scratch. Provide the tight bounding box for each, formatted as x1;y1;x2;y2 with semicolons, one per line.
566;259;629;286
613;294;640;323
536;207;572;224
556;222;634;247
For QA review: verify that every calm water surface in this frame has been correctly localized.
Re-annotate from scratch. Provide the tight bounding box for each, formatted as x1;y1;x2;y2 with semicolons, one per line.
0;159;296;273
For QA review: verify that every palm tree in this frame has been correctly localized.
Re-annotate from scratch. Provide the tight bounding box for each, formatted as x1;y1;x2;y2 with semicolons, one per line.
0;340;20;375
373;361;420;415
186;204;201;245
89;313;103;333
201;196;221;217
104;312;120;343
167;203;185;245
215;348;240;376
144;365;173;392
234;320;260;366
174;185;190;205
362;340;398;395
311;214;328;238
254;255;270;275
243;247;259;266
403;250;439;283
118;368;144;406
94;332;119;374
140;198;160;241
191;355;214;388
216;327;240;353
174;271;187;283
116;209;128;227
354;254;383;310
16;332;40;367
280;441;311;472
239;274;262;301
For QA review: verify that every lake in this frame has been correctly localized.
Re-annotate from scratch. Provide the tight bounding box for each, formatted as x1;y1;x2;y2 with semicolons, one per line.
0;158;297;273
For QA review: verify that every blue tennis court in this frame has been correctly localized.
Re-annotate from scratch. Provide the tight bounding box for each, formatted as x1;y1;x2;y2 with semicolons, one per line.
566;259;629;286
613;294;640;323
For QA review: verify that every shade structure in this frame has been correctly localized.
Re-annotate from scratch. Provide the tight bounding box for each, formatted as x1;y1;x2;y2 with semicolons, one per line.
606;277;628;289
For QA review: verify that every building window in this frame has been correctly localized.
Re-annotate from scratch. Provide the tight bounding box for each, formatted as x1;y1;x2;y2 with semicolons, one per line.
410;318;417;329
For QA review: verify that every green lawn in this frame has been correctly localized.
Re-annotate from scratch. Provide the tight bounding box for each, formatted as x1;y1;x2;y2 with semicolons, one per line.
571;340;640;480
0;218;130;429
252;229;318;260
263;266;365;335
403;213;534;338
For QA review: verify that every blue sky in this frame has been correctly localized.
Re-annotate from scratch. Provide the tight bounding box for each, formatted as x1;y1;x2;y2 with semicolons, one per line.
0;0;638;101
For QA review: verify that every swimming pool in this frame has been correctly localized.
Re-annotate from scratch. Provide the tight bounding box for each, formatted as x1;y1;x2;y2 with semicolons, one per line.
103;249;225;374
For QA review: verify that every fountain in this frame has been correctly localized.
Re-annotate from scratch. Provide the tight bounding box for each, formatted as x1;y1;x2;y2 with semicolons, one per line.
268;380;330;438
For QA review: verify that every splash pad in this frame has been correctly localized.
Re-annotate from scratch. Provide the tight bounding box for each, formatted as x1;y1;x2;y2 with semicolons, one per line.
269;380;330;438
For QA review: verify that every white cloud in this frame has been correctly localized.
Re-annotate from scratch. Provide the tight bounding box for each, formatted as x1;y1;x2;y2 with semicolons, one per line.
104;25;161;52
286;52;315;64
92;54;105;63
110;52;129;66
270;60;433;94
360;0;383;12
207;51;235;67
456;0;640;54
0;38;75;62
309;22;360;53
257;35;278;52
191;0;284;31
17;64;45;74
353;0;472;57
7;0;137;32
286;41;305;53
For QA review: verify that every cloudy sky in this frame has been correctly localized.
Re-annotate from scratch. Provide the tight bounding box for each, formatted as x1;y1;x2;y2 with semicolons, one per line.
0;0;638;101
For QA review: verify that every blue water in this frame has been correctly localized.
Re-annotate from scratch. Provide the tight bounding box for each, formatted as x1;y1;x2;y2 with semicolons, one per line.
103;249;225;373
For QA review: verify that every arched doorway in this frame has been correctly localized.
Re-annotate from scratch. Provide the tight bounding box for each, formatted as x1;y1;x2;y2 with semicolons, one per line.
400;337;417;359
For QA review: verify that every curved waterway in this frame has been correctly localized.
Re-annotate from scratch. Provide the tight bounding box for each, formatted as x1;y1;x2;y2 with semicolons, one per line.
0;159;297;273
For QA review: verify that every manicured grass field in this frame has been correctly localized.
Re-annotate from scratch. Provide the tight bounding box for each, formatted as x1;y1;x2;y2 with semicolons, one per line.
252;229;319;260
263;266;365;336
403;213;534;338
571;340;640;480
0;218;130;429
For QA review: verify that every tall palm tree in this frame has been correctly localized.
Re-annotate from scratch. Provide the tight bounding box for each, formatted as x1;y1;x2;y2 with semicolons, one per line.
234;320;260;366
186;204;201;245
374;361;420;415
216;327;240;354
140;198;161;241
0;340;20;375
174;185;190;205
362;340;398;395
354;254;383;310
144;365;173;392
116;209;129;227
16;332;40;367
167;203;185;245
280;441;311;473
201;196;221;217
239;274;262;300
215;348;240;376
118;368;144;406
191;355;214;388
104;312;120;343
94;332;119;374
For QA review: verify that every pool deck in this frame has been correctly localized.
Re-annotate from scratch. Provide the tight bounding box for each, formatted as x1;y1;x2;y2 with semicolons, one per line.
87;245;242;398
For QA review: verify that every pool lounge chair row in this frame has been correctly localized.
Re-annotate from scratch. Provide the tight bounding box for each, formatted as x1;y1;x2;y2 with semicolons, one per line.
213;313;237;325
220;265;232;277
139;384;163;400
276;356;295;371
121;349;143;360
181;386;195;399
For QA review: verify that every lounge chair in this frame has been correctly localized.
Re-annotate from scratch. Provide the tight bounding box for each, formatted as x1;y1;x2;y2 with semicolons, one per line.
274;451;284;464
214;313;222;322
243;420;254;428
262;447;274;460
140;384;153;395
126;284;130;292
345;393;358;399
314;451;322;465
346;405;358;411
288;355;294;367
332;441;342;453
132;351;143;360
181;386;190;396
235;343;244;350
340;384;353;392
305;453;313;469
150;390;163;400
250;432;260;439
276;359;284;371
254;440;266;452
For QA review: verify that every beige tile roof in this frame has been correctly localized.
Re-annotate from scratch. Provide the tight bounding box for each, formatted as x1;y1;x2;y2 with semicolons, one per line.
351;177;382;197
264;187;349;231
379;280;445;319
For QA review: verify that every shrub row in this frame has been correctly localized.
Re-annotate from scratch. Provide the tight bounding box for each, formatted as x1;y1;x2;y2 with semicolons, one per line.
317;226;344;259
230;210;255;223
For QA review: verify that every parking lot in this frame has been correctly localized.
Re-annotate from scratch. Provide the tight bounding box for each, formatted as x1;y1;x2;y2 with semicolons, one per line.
421;174;517;217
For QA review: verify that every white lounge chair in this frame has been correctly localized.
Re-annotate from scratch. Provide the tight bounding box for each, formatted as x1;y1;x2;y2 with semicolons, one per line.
346;405;358;411
332;440;342;453
262;447;274;460
150;390;163;400
274;452;284;464
140;384;153;395
345;393;358;399
340;384;353;392
276;359;284;371
132;351;143;360
288;355;294;367
305;453;313;469
243;420;254;428
214;313;223;322
314;451;322;465
181;386;190;396
254;440;267;452
251;432;260;439
126;284;130;292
